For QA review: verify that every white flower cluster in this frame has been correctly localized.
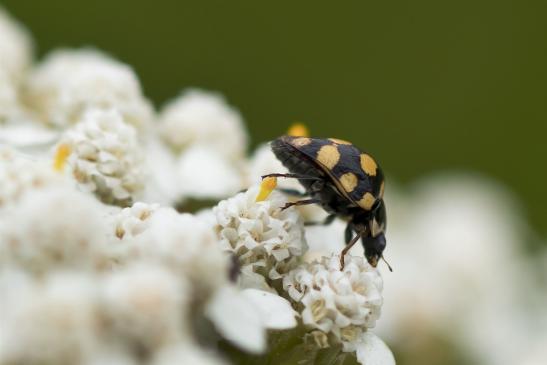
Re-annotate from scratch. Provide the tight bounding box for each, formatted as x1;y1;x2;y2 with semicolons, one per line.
159;89;247;160
211;186;394;363
283;255;384;352
61;108;145;206
158;89;248;201
0;7;395;365
0;147;66;209
374;176;546;365
214;187;307;291
0;187;109;274
0;7;32;123
24;49;153;131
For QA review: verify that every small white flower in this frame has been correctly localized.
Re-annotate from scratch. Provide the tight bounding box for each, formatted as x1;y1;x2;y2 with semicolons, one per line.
213;186;307;291
0;271;100;365
0;7;33;83
112;202;159;240
177;145;244;200
61;108;145;206
158;89;248;160
0;187;109;274
283;255;383;352
24;49;153;130
0;147;66;210
100;263;189;351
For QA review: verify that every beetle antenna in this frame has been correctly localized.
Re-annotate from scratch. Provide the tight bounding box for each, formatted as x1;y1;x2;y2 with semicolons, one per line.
381;256;393;272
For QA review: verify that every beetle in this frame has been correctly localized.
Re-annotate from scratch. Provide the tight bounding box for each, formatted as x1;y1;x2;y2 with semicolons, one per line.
263;135;391;270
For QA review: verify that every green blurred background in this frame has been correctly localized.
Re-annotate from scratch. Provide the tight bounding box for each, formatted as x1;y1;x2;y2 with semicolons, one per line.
4;0;546;234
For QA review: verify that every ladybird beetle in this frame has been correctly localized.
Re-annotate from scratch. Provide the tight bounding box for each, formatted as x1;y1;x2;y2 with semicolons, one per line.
263;136;390;270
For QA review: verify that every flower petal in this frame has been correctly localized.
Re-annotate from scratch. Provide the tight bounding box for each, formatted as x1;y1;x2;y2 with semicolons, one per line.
242;288;297;330
355;332;395;365
205;286;266;354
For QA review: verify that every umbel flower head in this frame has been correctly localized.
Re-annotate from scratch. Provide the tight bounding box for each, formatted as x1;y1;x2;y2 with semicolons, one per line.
24;48;153;131
283;254;384;353
0;270;101;365
60;108;145;206
0;186;109;274
158;89;248;160
213;186;307;292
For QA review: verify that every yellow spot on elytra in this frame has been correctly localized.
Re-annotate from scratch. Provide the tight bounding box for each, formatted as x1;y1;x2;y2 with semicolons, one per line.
329;138;352;145
256;176;277;202
287;123;309;137
379;181;385;198
358;192;375;210
360;154;377;176
53;143;71;172
339;172;358;192
316;145;340;169
291;137;311;147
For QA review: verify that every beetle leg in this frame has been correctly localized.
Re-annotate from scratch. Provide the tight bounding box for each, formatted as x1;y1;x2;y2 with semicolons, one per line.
344;223;353;244
340;231;363;270
304;214;337;226
277;188;309;197
262;173;323;181
280;198;320;211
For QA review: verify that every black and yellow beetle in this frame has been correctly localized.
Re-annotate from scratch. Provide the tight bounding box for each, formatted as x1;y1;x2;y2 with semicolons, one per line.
263;136;390;270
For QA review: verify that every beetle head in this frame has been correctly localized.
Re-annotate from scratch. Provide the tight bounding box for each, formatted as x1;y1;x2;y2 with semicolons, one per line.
357;199;391;270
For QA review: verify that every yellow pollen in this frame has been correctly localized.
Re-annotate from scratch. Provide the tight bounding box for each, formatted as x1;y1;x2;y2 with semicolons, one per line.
360;154;377;176
256;176;277;202
287;123;309;137
340;172;358;192
53;143;71;172
358;192;376;210
329;138;352;145
316;145;340;169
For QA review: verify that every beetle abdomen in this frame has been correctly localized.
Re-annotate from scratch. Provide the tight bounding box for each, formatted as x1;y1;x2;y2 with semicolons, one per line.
270;137;325;191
